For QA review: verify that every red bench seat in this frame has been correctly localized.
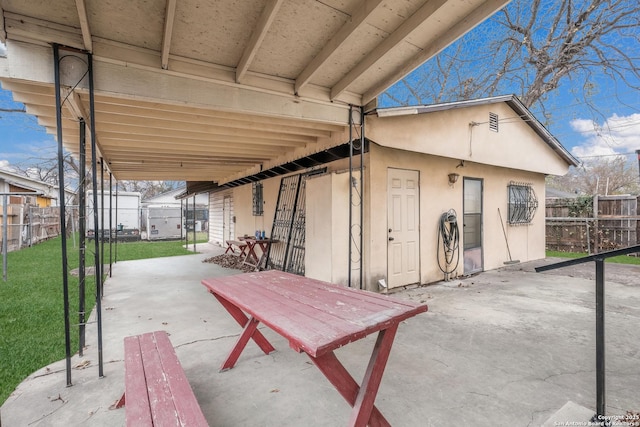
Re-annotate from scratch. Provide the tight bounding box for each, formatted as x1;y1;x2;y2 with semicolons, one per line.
121;330;208;426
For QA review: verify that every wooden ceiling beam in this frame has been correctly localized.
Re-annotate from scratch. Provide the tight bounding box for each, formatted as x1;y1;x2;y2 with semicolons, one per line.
331;0;447;101
362;0;511;104
91;96;345;133
161;0;177;70
74;0;92;52
295;0;384;95
236;0;283;84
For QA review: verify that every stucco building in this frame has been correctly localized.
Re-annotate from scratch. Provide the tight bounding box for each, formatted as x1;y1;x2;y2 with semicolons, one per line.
207;95;579;291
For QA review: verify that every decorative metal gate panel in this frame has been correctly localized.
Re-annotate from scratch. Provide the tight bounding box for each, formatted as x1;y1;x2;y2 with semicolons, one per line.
266;173;308;275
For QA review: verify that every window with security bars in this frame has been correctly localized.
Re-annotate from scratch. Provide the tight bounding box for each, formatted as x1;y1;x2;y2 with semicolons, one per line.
507;182;538;224
252;182;263;216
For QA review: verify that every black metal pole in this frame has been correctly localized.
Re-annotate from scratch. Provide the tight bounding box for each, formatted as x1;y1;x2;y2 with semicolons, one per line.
348;105;353;287
88;52;104;378
115;182;119;262
100;160;105;295
193;195;196;252
53;43;73;387
185;199;189;246
109;173;113;277
595;257;605;417
359;106;364;290
78;118;87;356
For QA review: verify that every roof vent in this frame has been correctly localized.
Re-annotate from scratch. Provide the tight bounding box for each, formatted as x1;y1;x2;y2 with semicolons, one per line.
489;112;499;132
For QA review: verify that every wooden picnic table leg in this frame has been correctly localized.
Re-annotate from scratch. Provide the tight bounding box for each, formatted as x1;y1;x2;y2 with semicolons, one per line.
212;293;276;371
349;325;397;427
308;325;398;427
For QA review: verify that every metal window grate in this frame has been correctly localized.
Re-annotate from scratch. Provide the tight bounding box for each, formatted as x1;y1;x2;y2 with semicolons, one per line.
489;112;499;132
508;182;538;224
252;182;263;216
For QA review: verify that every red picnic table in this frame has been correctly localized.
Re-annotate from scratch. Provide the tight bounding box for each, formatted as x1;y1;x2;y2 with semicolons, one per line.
201;270;428;427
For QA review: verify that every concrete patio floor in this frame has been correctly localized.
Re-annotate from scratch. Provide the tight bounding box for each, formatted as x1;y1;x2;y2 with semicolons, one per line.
1;244;639;426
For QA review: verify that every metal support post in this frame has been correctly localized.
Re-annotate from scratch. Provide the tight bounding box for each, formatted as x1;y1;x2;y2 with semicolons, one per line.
3;195;8;282
193;196;196;252
359;106;365;290
100;161;105;295
88;52;104;378
347;106;364;289
78;119;87;356
115;182;119;262
53;43;73;387
348;106;353;288
109;173;113;277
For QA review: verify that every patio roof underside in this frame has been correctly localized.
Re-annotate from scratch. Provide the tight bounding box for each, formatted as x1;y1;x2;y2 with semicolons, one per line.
0;0;509;184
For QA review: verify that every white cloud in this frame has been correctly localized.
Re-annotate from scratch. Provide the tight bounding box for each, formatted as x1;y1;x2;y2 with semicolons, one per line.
0;160;13;170
570;113;640;158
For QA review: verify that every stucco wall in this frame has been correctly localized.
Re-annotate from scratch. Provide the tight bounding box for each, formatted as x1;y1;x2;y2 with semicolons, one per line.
368;143;546;288
367;102;571;176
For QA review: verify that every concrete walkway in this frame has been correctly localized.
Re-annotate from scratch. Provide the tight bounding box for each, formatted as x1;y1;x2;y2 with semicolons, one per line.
1;246;639;426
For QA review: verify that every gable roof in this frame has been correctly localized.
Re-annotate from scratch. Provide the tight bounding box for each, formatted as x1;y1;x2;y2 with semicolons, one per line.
376;94;580;167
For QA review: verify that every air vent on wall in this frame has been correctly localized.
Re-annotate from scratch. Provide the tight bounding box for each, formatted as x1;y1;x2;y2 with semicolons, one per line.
489;112;499;132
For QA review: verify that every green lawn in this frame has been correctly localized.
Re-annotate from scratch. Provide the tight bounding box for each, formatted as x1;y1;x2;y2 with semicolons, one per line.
546;250;640;265
0;235;205;405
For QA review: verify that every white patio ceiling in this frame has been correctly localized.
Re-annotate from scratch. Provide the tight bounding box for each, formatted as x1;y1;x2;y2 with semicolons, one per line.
0;0;510;183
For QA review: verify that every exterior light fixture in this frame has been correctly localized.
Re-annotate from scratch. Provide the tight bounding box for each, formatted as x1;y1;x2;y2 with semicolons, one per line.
448;173;460;185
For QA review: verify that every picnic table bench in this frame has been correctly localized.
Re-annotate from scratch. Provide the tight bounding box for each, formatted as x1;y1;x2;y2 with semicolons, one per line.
120;330;208;427
224;239;247;256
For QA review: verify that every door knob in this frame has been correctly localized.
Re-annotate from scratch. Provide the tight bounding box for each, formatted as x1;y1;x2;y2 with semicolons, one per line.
388;237;394;241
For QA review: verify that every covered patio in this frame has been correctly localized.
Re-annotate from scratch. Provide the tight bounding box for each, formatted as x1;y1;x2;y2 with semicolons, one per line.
1;246;639;425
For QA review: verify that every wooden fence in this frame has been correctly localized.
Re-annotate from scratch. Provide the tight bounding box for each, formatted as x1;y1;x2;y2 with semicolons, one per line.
0;205;76;252
546;195;639;253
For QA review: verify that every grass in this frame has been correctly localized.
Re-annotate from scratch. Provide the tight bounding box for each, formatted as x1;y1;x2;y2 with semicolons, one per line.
0;233;206;405
546;250;640;265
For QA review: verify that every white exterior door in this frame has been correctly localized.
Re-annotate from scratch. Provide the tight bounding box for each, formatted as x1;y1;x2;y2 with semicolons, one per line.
387;168;420;289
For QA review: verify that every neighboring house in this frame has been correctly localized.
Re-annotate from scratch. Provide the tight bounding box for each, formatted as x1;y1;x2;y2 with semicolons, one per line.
207;95;579;291
0;169;76;250
0;169;74;206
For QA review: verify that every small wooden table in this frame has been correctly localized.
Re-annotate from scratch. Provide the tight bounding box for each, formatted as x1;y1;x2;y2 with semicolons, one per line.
201;271;428;427
241;238;278;270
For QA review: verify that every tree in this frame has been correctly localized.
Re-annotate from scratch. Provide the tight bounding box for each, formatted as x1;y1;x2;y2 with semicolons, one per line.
381;0;640;124
116;180;182;200
546;155;640;195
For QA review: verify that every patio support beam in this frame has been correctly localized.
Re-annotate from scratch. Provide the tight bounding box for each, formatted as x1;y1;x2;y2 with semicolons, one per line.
1;40;355;124
295;0;384;95
236;0;283;84
53;43;73;387
78;118;87;357
88;51;105;378
161;0;177;70
347;105;365;289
